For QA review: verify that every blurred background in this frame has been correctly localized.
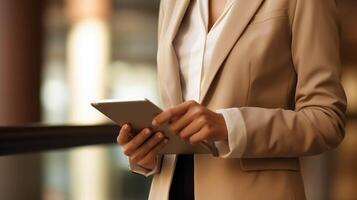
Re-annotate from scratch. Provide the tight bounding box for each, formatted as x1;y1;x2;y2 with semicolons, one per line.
0;0;356;199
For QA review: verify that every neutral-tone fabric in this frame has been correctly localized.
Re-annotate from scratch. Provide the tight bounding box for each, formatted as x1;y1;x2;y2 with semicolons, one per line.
129;155;162;177
173;0;234;102
141;0;346;199
173;0;247;158
129;0;246;176
216;107;247;157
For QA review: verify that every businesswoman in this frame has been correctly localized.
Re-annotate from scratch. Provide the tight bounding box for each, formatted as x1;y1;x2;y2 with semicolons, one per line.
117;0;346;199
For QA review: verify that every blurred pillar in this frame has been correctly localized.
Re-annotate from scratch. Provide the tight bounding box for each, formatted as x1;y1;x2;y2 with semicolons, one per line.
65;0;111;199
302;1;357;199
331;0;357;199
0;0;43;199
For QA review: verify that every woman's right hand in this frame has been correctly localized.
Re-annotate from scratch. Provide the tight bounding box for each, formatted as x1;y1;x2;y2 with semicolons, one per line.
117;124;168;170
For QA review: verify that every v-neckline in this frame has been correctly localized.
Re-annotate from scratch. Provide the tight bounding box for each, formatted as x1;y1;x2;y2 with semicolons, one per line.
199;0;235;35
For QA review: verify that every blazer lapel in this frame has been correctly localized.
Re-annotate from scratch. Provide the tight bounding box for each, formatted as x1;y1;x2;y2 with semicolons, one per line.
159;0;190;107
199;0;264;104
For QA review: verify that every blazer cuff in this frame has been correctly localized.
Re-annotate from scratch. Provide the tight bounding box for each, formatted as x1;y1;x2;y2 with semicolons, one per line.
215;108;247;158
129;155;162;177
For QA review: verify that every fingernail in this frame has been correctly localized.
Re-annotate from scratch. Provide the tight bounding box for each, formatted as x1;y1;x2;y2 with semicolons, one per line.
157;132;163;138
152;119;157;126
145;128;151;135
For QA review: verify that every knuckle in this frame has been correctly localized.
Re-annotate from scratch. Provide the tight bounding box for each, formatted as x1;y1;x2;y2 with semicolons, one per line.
133;135;145;145
194;106;204;115
122;146;131;156
199;115;208;123
179;132;189;140
123;151;130;156
169;124;177;132
159;139;167;146
147;138;156;148
160;138;169;147
146;136;158;148
130;140;138;148
156;132;164;140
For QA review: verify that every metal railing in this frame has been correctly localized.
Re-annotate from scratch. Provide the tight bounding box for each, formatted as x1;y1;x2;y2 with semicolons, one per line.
0;124;118;156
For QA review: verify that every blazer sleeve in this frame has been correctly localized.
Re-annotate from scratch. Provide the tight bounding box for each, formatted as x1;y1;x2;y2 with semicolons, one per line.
237;0;347;158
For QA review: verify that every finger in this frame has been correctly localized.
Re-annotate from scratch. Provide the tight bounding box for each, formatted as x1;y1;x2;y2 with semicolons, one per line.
170;105;205;133
122;128;152;156
169;110;194;133
117;124;132;145
138;138;169;168
152;100;196;126
179;116;206;140
130;132;165;163
188;126;211;144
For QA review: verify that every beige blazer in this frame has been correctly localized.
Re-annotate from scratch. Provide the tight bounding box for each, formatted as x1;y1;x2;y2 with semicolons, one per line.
149;0;347;199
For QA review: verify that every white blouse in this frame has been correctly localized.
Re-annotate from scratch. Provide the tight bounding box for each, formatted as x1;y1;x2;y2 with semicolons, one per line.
130;0;247;176
173;0;246;158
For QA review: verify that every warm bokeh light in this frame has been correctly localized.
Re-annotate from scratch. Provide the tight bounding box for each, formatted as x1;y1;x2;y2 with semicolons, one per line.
342;67;357;114
66;1;110;200
67;18;109;124
0;0;355;199
41;1;158;199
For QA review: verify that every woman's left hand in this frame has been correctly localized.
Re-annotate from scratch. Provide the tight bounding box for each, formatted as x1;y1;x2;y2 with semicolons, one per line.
152;100;228;144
